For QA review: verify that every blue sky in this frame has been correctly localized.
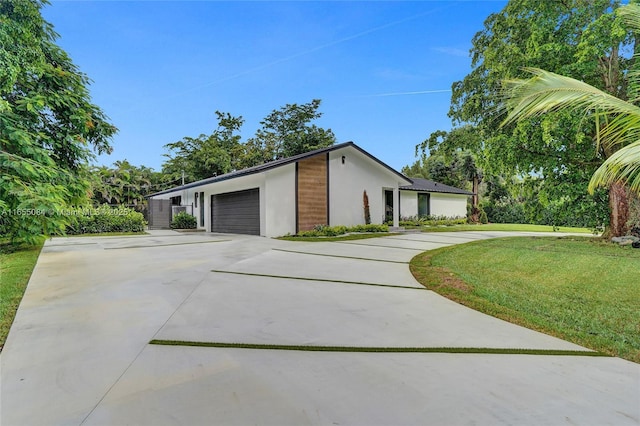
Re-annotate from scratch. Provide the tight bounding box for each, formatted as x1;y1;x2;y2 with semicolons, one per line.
43;0;506;172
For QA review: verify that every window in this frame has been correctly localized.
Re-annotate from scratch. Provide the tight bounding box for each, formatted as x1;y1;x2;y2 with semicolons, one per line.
418;193;430;217
199;192;205;227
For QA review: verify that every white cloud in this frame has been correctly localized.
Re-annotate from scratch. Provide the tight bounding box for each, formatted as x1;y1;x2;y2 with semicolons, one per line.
431;46;469;58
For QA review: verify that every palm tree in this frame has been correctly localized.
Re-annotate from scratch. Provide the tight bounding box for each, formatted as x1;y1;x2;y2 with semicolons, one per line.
501;4;640;236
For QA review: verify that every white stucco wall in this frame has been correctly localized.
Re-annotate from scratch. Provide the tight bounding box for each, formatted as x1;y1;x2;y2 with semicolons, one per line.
152;173;267;234
150;166;297;237
328;147;410;226
400;191;418;218
430;193;468;218
264;164;296;237
151;145;469;234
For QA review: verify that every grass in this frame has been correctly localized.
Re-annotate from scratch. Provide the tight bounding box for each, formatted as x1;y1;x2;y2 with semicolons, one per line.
278;232;398;242
210;269;425;290
65;231;148;237
418;223;595;233
0;238;44;352
410;236;640;363
149;340;607;356
279;224;594;241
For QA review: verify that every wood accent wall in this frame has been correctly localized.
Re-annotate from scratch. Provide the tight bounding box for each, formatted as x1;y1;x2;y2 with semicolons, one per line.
297;154;328;232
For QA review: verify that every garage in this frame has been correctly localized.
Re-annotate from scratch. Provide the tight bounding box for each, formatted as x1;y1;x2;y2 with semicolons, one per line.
211;188;260;235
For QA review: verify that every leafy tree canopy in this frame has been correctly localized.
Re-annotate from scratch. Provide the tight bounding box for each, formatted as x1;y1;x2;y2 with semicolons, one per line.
89;160;169;208
251;99;336;160
162;99;335;183
444;0;631;231
0;0;117;243
162;111;244;182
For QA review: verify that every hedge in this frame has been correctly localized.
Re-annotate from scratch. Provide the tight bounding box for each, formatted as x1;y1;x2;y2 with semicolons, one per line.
296;224;388;237
66;205;146;234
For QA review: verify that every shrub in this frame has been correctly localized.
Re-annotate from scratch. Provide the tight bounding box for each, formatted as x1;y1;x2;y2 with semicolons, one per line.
482;201;527;224
399;215;466;227
170;212;197;229
479;208;488;224
296;223;388;237
66;205;146;234
349;224;388;233
363;191;371;225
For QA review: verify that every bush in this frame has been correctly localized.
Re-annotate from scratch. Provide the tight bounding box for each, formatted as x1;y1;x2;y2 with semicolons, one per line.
479;208;488;224
66;205;146;234
296;223;389;237
398;215;466;227
170;212;197;229
349;224;388;233
482;201;527;224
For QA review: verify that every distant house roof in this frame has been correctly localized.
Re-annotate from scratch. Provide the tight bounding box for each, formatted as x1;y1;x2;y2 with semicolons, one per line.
401;178;473;195
147;141;409;198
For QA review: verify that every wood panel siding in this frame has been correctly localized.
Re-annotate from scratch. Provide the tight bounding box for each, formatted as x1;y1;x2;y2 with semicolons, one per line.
297;154;328;232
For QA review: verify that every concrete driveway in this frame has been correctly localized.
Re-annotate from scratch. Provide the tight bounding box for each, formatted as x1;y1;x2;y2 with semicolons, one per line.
1;231;638;425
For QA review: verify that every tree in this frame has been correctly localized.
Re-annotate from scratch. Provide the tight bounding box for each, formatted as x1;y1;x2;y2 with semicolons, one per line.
448;0;629;234
501;4;640;236
249;99;336;161
162;111;244;182
162;100;336;182
417;126;484;221
1;0;117;243
502;67;640;234
89;160;155;209
402;154;466;189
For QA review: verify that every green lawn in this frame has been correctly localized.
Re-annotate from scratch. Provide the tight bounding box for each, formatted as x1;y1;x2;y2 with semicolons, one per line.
0;239;44;352
281;224;594;241
418;223;595;233
410;237;640;363
278;232;398;242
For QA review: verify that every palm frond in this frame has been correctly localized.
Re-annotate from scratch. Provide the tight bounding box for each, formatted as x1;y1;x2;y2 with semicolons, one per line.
618;4;640;104
589;141;640;194
502;68;640;151
616;3;640;33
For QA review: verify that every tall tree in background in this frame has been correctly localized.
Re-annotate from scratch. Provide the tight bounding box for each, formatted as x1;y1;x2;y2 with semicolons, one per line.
417;126;484;221
162;111;244;182
0;0;116;242
501;7;640;236
90;160;156;208
247;99;336;162
162;100;336;183
448;0;629;233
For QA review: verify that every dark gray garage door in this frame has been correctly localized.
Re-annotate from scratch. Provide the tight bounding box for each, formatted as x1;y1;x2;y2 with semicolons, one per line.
211;188;260;235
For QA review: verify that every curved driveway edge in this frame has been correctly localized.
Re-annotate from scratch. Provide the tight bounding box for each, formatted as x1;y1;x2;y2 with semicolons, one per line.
1;231;638;425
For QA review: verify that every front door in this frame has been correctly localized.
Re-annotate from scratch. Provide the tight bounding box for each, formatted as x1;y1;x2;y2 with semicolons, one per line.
384;190;394;223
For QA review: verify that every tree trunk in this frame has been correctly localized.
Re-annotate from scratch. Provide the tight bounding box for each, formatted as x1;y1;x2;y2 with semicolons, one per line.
470;175;480;223
472;175;479;211
608;182;630;237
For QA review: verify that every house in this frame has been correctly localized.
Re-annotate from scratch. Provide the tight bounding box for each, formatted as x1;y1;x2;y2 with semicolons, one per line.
147;142;472;236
